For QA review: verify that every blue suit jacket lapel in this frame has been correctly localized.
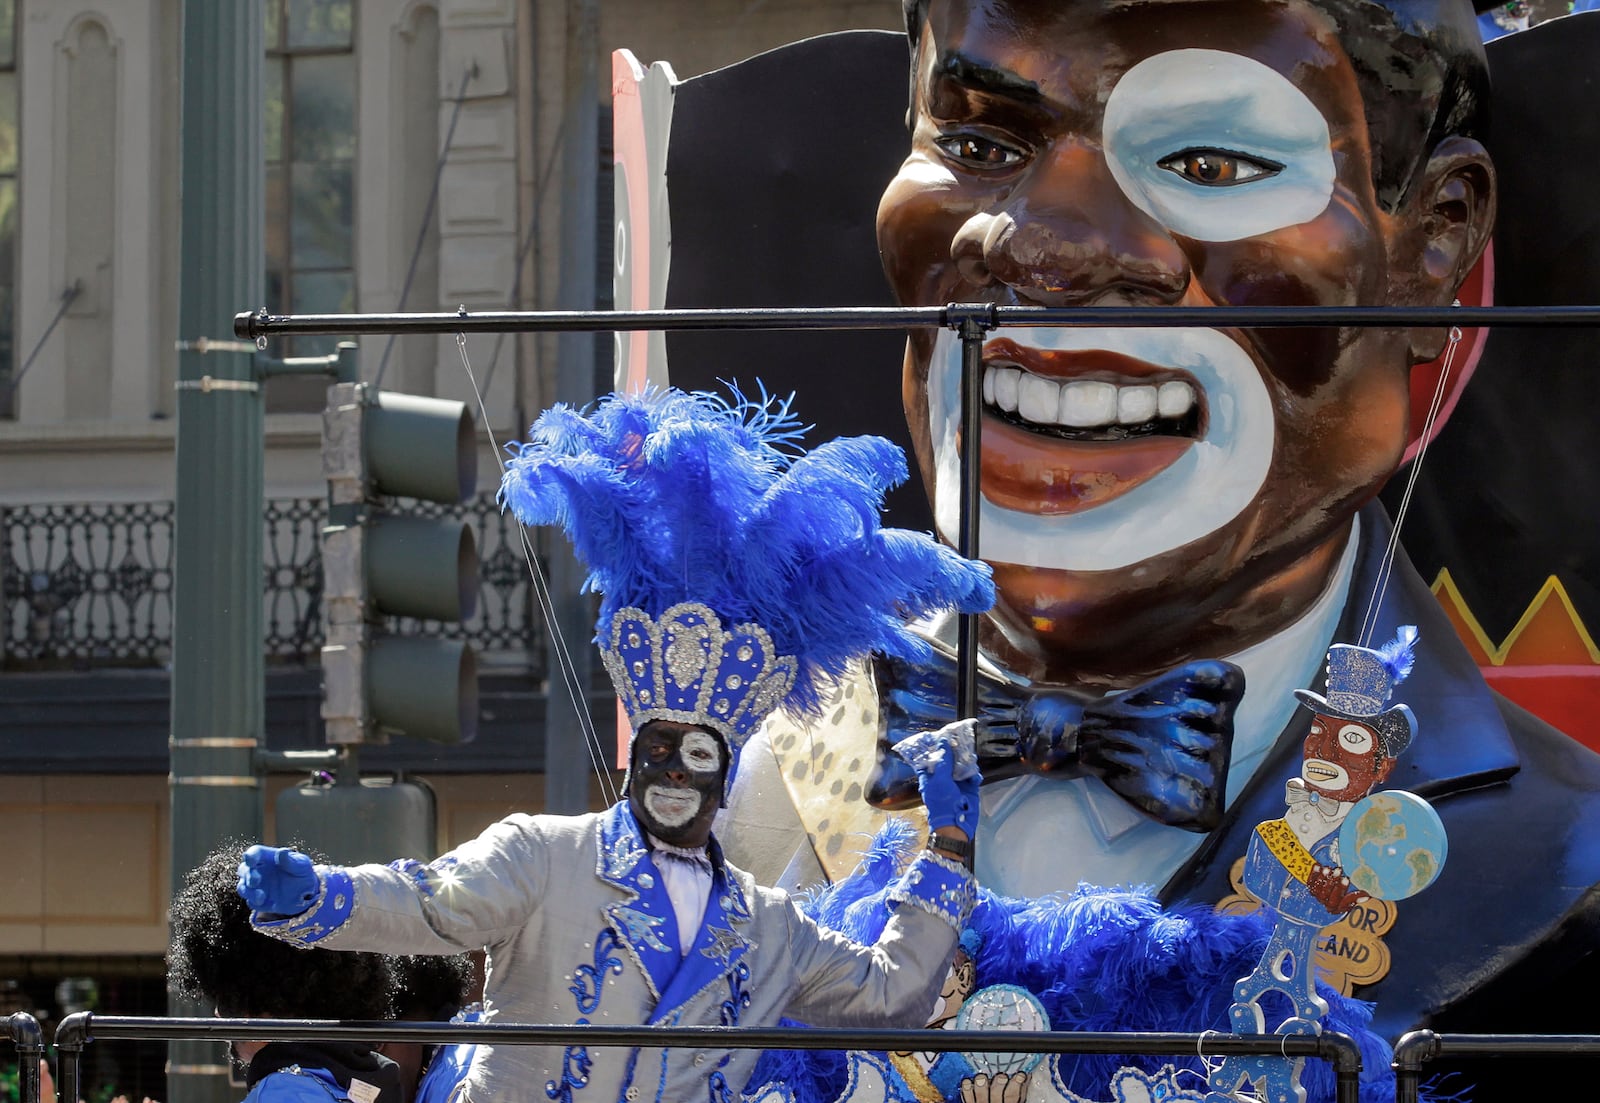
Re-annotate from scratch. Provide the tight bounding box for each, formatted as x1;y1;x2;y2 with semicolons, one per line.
1161;503;1520;909
649;839;755;1025
596;802;682;1003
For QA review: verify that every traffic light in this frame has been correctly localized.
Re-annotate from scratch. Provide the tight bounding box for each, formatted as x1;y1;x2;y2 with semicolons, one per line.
319;380;480;745
275;770;439;865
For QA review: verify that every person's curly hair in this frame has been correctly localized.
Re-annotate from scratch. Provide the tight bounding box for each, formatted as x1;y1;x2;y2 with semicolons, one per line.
391;954;478;1022
168;841;395;1020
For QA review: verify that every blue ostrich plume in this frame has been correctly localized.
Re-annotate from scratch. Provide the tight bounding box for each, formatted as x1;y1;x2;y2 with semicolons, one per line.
1377;624;1420;685
498;387;995;762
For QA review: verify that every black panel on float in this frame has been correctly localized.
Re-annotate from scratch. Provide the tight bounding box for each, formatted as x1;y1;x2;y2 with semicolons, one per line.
1381;14;1600;645
657;30;932;531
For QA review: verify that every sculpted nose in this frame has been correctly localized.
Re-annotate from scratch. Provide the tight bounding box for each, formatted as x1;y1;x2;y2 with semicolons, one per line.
952;142;1189;306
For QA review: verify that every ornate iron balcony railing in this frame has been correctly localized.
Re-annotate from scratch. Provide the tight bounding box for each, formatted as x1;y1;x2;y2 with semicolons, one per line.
0;496;544;671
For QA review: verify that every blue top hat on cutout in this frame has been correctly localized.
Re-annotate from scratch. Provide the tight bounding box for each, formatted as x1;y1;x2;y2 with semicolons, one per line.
1293;626;1419;759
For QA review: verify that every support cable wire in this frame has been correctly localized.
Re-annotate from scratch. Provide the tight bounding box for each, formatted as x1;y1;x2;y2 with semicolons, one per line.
373;65;477;390
379;95;619;799
1357;311;1463;648
0;281;83;407
457;117;609;801
453;329;618;808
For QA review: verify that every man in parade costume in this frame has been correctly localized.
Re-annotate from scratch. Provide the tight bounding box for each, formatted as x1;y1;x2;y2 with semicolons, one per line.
720;0;1600;1071
236;388;995;1103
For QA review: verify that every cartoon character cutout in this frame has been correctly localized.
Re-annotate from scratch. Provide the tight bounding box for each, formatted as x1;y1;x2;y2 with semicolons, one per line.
1207;626;1447;1103
893;930;1046;1103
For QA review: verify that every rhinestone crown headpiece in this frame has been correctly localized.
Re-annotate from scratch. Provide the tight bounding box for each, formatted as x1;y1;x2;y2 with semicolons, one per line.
600;601;797;750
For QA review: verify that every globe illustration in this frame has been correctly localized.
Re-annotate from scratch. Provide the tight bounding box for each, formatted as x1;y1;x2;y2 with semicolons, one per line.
1338;790;1448;901
954;983;1052;1076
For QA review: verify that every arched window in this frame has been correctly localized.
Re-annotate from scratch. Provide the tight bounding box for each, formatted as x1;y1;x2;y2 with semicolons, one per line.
264;0;355;411
61;15;116;419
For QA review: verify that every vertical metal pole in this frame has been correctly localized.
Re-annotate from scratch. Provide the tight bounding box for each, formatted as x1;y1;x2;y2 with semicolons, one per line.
1391;1030;1438;1103
954;309;989;719
169;3;265;1102
6;1013;42;1103
53;1014;88;1103
544;0;602;814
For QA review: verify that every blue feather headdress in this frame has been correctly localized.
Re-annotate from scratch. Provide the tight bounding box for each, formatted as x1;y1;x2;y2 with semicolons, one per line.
499;386;995;790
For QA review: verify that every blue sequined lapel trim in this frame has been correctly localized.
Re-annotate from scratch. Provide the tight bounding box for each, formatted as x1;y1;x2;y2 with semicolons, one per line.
596;802;679;1002
647;866;754;1025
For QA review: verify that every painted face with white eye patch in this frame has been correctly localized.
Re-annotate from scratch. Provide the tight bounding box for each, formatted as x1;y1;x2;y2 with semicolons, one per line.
1301;713;1395;804
878;0;1446;684
629;721;729;848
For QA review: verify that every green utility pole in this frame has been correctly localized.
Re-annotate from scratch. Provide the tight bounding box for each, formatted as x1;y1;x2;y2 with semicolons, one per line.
169;3;264;1102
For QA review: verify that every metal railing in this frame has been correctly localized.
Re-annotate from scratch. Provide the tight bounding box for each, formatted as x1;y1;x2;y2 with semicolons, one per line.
0;495;543;671
19;1011;1600;1102
51;1014;1367;1103
234;302;1600;337
2;1013;42;1103
1391;1030;1600;1101
235;299;1600;727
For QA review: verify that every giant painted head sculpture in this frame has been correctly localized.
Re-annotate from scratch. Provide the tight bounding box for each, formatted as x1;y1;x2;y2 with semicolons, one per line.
879;0;1496;689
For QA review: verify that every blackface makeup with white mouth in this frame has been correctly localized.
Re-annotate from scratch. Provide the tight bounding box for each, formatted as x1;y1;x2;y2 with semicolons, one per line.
877;0;1492;679
642;785;706;828
1300;758;1351;792
1299;714;1390;802
926;324;1273;571
629;724;727;846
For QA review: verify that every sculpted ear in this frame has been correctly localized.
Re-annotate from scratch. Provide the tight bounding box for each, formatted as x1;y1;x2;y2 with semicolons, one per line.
1402;135;1496;362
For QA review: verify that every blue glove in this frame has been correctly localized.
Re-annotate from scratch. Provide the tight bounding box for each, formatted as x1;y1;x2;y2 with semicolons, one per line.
237;844;322;916
915;748;982;838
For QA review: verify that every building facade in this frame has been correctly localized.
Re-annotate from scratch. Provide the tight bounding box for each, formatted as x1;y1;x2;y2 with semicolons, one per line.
0;3;898;1098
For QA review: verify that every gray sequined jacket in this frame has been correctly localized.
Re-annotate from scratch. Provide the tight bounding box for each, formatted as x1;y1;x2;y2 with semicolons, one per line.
253;800;975;1103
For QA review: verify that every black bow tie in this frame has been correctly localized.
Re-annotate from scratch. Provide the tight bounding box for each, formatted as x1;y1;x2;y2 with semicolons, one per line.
866;650;1245;833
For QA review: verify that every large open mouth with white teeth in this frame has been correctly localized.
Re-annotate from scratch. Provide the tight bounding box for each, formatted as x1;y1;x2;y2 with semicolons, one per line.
930;327;1273;562
983;360;1203;441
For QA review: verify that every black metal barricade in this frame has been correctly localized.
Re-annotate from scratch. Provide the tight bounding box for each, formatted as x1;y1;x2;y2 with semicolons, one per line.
1392;1030;1600;1101
48;1013;1600;1100
53;1013;1366;1102
4;1012;43;1103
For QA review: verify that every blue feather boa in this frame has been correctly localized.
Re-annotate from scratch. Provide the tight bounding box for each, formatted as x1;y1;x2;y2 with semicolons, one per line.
749;821;1450;1103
